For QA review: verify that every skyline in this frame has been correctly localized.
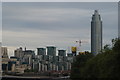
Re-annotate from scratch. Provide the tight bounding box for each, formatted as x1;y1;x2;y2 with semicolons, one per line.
2;2;118;56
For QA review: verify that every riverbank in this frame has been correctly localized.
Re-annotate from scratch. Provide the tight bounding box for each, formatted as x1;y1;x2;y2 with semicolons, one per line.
1;75;70;80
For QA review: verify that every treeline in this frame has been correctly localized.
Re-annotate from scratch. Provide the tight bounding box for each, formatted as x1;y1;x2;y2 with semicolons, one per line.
70;38;120;79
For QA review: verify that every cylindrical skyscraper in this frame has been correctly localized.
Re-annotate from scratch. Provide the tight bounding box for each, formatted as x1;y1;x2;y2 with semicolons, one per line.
91;10;102;55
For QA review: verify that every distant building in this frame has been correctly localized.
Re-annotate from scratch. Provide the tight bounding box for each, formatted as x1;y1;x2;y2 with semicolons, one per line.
67;53;74;70
1;47;9;72
1;47;8;58
4;46;74;73
58;50;66;57
23;50;35;65
14;47;24;58
67;53;74;63
91;10;102;55
37;48;46;55
14;47;24;64
57;50;68;71
2;64;7;72
23;50;35;57
47;46;56;56
8;61;16;72
7;56;29;73
14;47;35;66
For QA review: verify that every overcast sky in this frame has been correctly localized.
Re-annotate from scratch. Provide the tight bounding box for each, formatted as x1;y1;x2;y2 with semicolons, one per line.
0;2;2;43
2;0;119;2
2;2;118;56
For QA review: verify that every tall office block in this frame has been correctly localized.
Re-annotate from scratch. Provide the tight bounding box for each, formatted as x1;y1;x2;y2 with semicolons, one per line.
14;47;24;58
37;48;46;55
58;50;66;57
1;47;8;58
23;50;35;65
91;10;102;55
47;46;56;56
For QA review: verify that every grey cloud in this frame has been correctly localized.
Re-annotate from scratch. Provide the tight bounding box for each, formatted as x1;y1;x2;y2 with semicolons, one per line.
2;0;118;2
3;2;117;31
0;2;2;42
2;2;118;56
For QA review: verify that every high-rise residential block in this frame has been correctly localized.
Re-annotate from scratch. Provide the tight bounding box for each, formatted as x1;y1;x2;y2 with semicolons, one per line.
47;46;56;56
37;48;46;55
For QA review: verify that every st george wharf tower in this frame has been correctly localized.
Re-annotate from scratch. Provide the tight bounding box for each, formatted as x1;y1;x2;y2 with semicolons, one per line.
91;10;102;55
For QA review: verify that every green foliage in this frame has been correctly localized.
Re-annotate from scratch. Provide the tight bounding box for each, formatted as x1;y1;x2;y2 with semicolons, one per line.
113;38;120;53
70;38;120;79
70;53;94;79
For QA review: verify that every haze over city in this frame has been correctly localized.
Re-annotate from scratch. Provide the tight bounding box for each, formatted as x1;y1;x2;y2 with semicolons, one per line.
2;2;118;56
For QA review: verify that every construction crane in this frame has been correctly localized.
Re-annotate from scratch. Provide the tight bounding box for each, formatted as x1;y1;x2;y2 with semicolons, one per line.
76;40;82;46
75;40;88;52
69;40;88;56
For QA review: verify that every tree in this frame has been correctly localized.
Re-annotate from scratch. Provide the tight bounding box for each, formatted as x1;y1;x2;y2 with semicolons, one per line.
70;38;120;79
70;53;93;79
112;38;120;53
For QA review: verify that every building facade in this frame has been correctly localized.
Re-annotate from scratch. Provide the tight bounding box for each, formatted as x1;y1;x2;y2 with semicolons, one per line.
1;47;9;72
32;47;73;72
14;47;24;58
58;50;66;57
91;10;102;55
2;46;74;74
47;46;56;56
37;48;46;55
1;47;8;58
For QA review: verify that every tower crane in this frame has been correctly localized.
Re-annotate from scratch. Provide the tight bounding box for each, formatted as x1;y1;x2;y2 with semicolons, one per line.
75;40;88;52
